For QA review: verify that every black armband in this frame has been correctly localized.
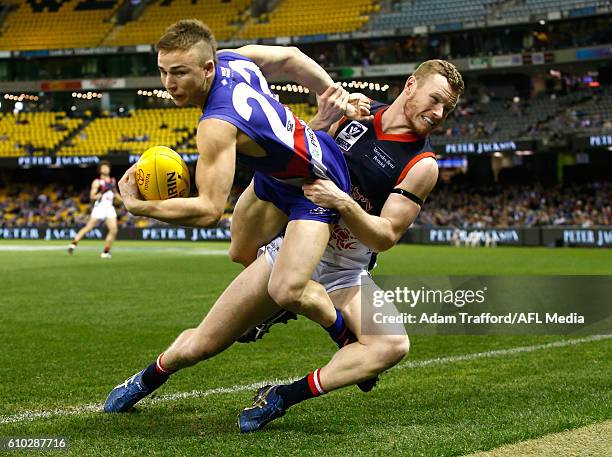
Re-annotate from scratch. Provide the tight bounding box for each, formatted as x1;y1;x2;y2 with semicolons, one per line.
391;188;424;206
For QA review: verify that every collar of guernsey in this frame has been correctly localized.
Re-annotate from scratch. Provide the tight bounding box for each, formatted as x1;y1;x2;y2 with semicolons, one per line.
373;105;426;143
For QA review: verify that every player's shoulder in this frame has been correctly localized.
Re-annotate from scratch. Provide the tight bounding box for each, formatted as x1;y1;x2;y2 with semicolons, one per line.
217;50;254;64
369;100;389;115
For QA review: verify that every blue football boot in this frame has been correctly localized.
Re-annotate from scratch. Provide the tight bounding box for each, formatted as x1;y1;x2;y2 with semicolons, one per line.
238;385;286;433
103;369;151;413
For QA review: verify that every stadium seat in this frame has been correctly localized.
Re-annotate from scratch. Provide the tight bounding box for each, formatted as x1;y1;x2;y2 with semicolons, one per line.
0;111;82;156
57;107;201;156
0;0;120;51
239;0;376;39
103;0;250;46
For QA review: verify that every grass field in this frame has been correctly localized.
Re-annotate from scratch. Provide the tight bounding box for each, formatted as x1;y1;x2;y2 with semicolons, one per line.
0;241;610;456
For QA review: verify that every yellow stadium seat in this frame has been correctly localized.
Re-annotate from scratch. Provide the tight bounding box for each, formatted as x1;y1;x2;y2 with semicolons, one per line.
57;107;201;156
0;0;121;51
240;0;375;39
0;111;82;157
104;0;250;46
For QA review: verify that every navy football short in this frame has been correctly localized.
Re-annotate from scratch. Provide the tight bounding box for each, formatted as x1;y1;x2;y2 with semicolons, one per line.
254;131;351;224
254;173;342;224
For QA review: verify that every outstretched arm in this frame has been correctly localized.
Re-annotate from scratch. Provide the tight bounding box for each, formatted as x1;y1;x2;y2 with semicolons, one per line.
303;158;439;252
119;119;236;227
227;45;333;96
226;45;366;120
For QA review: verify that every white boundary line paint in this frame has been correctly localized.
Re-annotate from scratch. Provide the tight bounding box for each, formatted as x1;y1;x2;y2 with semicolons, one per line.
0;245;228;255
0;334;609;425
391;334;611;370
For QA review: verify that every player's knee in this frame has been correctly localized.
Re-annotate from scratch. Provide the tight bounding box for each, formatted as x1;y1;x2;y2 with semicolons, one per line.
392;334;410;363
385;334;410;366
267;279;304;310
373;334;410;369
228;244;255;267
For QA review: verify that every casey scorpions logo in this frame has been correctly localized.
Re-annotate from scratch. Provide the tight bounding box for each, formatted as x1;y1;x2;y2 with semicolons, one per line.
329;224;357;250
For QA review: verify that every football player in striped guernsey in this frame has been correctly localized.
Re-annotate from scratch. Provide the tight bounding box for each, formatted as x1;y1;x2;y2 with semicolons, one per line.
105;20;369;413
68;161;122;259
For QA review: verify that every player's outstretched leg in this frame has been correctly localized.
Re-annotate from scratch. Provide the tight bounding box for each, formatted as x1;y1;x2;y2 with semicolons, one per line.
104;255;279;413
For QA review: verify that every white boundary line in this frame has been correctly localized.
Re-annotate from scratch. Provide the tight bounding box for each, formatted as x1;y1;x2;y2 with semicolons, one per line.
0;335;609;425
0;245;228;255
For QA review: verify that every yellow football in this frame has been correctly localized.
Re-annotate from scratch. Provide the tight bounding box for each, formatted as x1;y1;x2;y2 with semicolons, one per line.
136;146;190;200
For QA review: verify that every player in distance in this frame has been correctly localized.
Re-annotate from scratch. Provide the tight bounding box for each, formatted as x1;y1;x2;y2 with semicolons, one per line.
68;161;122;259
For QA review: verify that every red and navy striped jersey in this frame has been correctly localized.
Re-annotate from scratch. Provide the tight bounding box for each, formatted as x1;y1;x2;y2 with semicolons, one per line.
96;176;116;194
333;101;436;216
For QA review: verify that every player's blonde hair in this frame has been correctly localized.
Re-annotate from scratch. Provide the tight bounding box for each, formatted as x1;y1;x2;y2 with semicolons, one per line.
413;60;465;97
156;19;218;65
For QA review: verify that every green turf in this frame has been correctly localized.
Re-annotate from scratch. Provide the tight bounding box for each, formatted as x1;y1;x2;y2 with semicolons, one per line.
0;241;610;456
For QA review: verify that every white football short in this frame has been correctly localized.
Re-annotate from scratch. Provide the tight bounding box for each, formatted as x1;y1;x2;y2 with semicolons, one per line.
262;236;406;335
91;205;117;220
262;235;370;293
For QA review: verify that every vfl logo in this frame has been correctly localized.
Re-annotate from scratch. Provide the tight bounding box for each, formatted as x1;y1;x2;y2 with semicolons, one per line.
336;121;368;151
348;124;365;136
136;169;145;186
